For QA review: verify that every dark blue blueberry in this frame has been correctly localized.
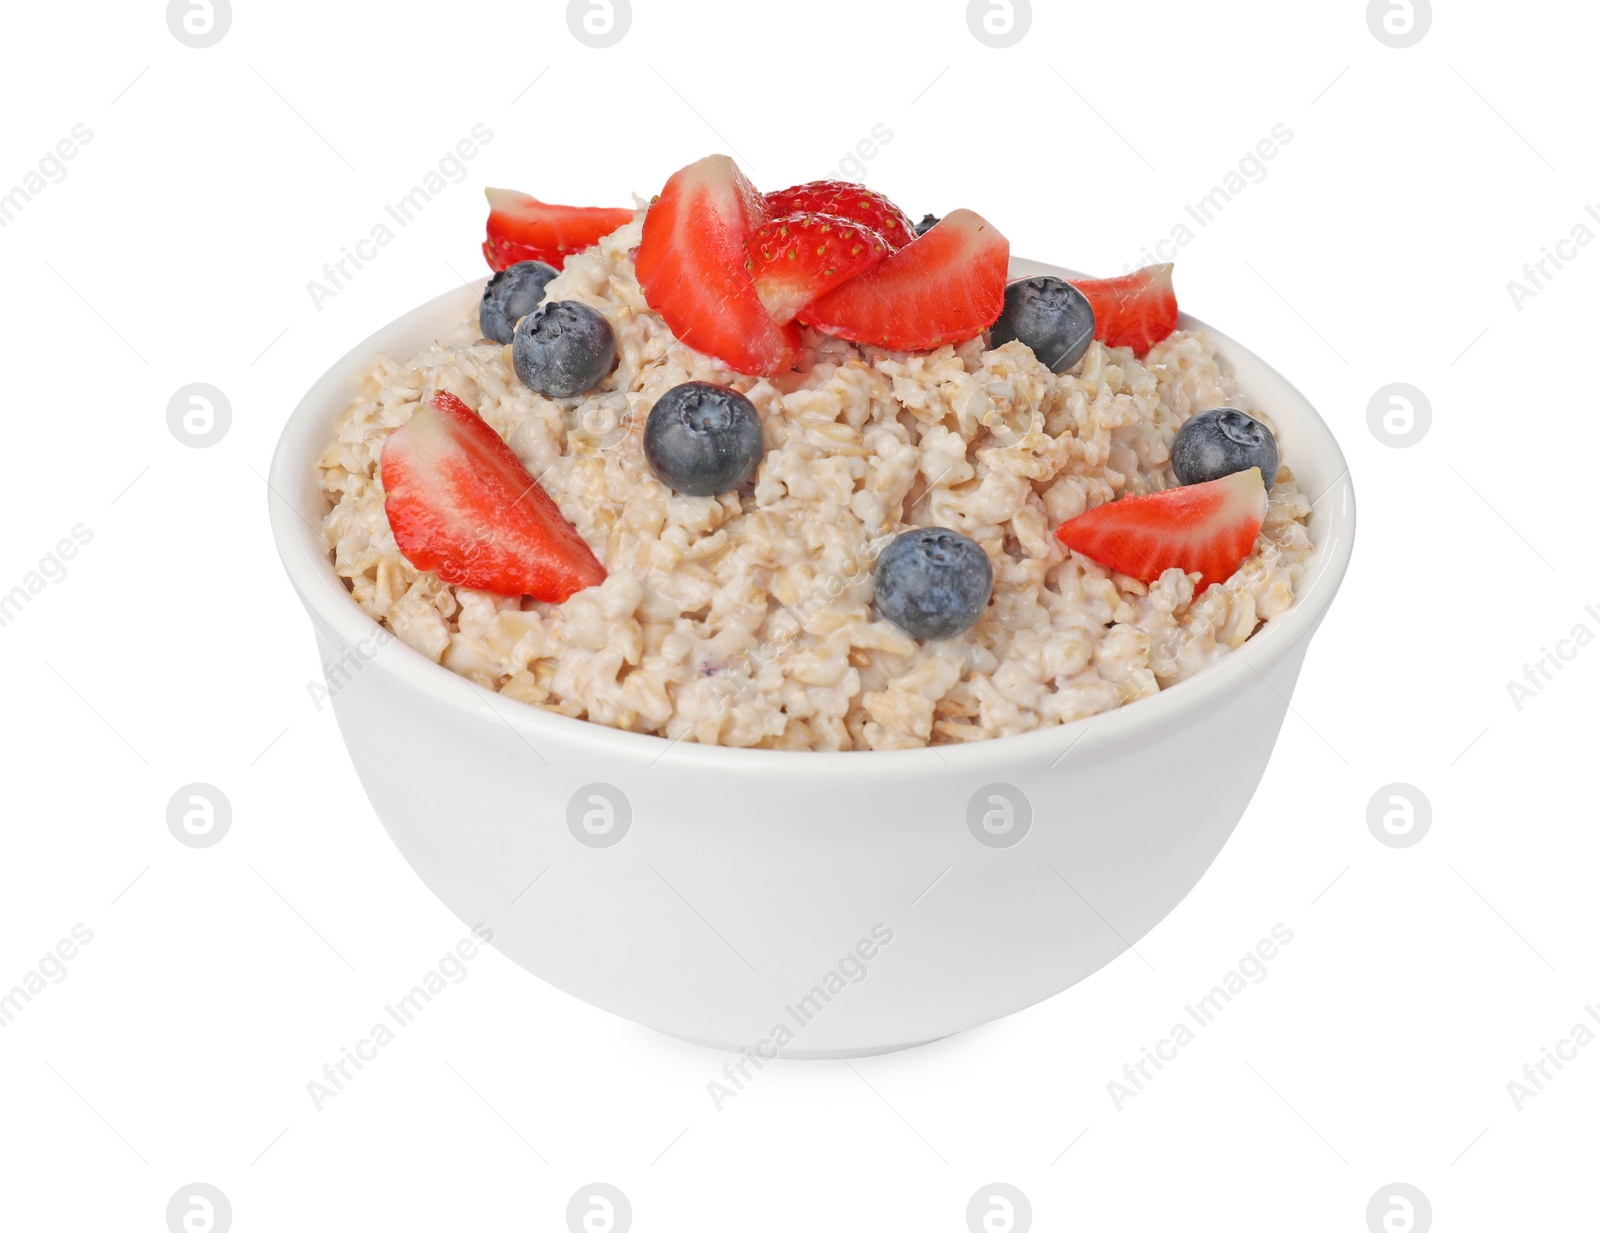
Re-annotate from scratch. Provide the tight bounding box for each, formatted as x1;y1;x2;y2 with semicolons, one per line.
643;382;765;496
512;300;617;398
988;276;1096;373
480;260;559;344
873;527;993;641
1171;408;1279;486
915;213;940;236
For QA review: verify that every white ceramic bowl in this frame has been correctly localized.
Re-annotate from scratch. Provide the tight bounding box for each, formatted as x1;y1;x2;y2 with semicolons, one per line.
269;260;1355;1058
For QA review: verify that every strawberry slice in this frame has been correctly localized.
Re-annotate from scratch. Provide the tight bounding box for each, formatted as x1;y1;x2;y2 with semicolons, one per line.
747;211;890;324
1069;264;1180;354
763;180;917;251
482;189;634;272
381;391;606;602
635;154;800;377
1055;467;1267;592
795;209;1009;350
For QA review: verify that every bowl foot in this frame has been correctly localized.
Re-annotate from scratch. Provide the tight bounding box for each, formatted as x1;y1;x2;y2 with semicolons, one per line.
662;1029;950;1060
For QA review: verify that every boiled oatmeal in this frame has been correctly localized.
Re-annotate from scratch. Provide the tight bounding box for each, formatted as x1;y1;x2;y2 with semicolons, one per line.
317;208;1313;751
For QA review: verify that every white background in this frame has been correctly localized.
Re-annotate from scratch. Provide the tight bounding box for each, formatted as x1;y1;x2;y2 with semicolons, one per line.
3;0;1596;1229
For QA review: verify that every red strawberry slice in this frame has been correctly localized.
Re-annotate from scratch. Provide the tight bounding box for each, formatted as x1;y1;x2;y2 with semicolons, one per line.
381;391;606;602
1069;264;1180;354
482;189;634;272
635;154;800;377
747;211;890;324
1055;467;1267;592
763;180;917;251
796;209;1009;350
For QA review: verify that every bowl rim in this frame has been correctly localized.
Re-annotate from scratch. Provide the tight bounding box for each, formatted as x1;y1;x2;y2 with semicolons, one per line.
268;259;1356;774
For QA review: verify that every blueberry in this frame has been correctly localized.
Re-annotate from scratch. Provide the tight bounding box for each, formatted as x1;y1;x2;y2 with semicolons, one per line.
512;300;617;398
915;213;940;236
1171;408;1279;485
643;382;765;496
988;276;1096;373
480;260;558;344
872;527;993;641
